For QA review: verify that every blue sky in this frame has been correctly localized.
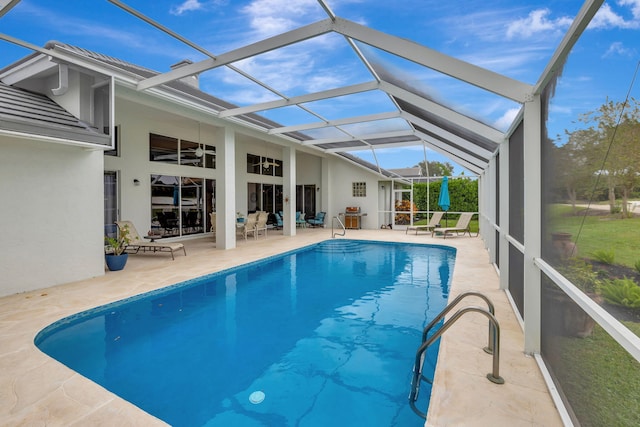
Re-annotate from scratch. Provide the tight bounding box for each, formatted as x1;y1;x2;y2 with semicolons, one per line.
2;0;639;175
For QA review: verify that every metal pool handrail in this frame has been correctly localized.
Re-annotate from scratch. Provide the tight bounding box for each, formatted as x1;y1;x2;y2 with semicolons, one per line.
332;215;346;238
409;294;504;419
421;291;496;354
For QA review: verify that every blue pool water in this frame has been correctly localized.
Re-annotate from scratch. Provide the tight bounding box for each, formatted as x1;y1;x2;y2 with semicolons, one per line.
36;240;455;426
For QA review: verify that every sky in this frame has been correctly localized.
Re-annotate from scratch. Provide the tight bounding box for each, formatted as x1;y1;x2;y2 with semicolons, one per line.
1;0;639;176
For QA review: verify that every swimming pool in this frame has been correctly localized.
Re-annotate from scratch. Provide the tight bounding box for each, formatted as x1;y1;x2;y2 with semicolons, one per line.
35;240;455;426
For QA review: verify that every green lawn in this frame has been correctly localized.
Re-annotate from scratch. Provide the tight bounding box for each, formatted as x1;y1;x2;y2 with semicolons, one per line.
411;213;480;233
549;204;640;425
554;322;640;426
549;204;640;268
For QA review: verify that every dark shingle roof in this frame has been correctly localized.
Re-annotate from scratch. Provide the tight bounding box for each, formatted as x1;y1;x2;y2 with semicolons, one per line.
0;82;110;146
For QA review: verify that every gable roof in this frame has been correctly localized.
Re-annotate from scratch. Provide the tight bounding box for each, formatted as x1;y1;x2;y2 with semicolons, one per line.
0;81;110;146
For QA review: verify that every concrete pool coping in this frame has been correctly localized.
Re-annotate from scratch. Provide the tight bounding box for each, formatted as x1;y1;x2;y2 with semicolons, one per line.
0;228;563;426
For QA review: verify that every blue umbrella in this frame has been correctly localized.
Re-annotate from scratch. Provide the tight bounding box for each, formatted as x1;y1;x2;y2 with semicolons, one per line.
438;176;450;227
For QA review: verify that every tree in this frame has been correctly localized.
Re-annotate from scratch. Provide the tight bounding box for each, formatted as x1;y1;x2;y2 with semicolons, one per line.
554;128;600;214
415;160;454;177
574;97;640;216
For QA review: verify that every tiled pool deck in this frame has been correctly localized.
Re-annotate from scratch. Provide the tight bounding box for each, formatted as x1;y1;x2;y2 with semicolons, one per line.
0;228;563;426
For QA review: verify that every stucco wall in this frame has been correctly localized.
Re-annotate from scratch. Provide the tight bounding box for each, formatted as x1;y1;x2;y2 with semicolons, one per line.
328;160;381;229
0;136;104;297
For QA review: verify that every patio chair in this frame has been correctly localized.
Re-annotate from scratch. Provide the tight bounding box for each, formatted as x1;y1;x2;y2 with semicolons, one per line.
432;212;477;239
306;212;326;228
209;212;216;237
115;220;186;260
296;211;307;228
273;212;283;229
237;213;258;241
405;211;444;235
255;211;269;238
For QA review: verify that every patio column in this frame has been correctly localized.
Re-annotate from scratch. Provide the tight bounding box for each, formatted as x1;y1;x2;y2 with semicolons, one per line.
523;93;542;354
283;146;296;236
321;157;331;221
217;127;236;249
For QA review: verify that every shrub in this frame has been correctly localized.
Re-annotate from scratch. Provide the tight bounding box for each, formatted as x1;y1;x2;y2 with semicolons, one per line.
556;258;602;294
592;249;615;265
600;278;640;309
634;259;640;274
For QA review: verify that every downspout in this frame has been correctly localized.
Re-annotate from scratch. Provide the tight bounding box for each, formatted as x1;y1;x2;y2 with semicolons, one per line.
51;63;69;96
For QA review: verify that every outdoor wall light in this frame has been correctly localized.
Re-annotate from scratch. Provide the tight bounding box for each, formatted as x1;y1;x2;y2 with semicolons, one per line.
133;179;140;185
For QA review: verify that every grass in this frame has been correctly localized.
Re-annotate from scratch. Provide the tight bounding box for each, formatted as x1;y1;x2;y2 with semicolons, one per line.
411;213;480;233
554;322;640;426
545;205;640;424
549;204;640;268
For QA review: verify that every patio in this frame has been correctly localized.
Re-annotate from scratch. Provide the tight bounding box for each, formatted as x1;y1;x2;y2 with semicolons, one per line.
0;228;561;426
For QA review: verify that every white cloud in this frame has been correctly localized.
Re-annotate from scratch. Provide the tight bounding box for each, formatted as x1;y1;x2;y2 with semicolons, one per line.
506;9;572;39
589;1;640;29
241;0;320;38
619;0;640;19
493;107;520;130
170;0;204;16
603;41;635;57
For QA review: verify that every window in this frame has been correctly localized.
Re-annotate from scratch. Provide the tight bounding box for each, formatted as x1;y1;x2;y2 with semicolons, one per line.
150;133;178;164
247;183;283;213
246;153;283;176
151;175;215;237
150;133;215;168
353;182;367;197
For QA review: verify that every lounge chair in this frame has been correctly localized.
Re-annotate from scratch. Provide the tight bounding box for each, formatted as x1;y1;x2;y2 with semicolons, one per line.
306;211;326;228
255;211;269;238
432;212;477;239
405;211;444;235
237;213;258;241
115;220;186;260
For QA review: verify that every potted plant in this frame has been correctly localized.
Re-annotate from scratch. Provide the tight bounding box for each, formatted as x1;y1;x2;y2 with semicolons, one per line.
104;224;131;271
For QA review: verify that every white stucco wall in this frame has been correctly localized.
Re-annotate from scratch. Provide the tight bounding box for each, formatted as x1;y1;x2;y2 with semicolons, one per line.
0;136;104;297
327;159;382;229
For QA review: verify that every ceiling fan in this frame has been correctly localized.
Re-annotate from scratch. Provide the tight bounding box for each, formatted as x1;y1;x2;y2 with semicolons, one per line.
253;158;280;168
193;145;215;158
186;122;215;158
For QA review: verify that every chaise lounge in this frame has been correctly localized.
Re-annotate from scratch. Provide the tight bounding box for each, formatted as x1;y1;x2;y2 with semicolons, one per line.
432;212;477;239
405;211;444;235
115;220;187;260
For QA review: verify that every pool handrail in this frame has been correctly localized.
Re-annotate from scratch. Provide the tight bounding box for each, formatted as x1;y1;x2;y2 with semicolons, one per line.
332;215;346;238
421;291;496;354
409;292;504;419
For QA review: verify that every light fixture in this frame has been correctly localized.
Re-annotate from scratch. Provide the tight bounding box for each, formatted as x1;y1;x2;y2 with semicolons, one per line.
192;123;214;158
133;179;140;185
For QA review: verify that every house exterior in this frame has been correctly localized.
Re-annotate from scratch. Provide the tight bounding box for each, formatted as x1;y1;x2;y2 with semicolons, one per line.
0;42;390;298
